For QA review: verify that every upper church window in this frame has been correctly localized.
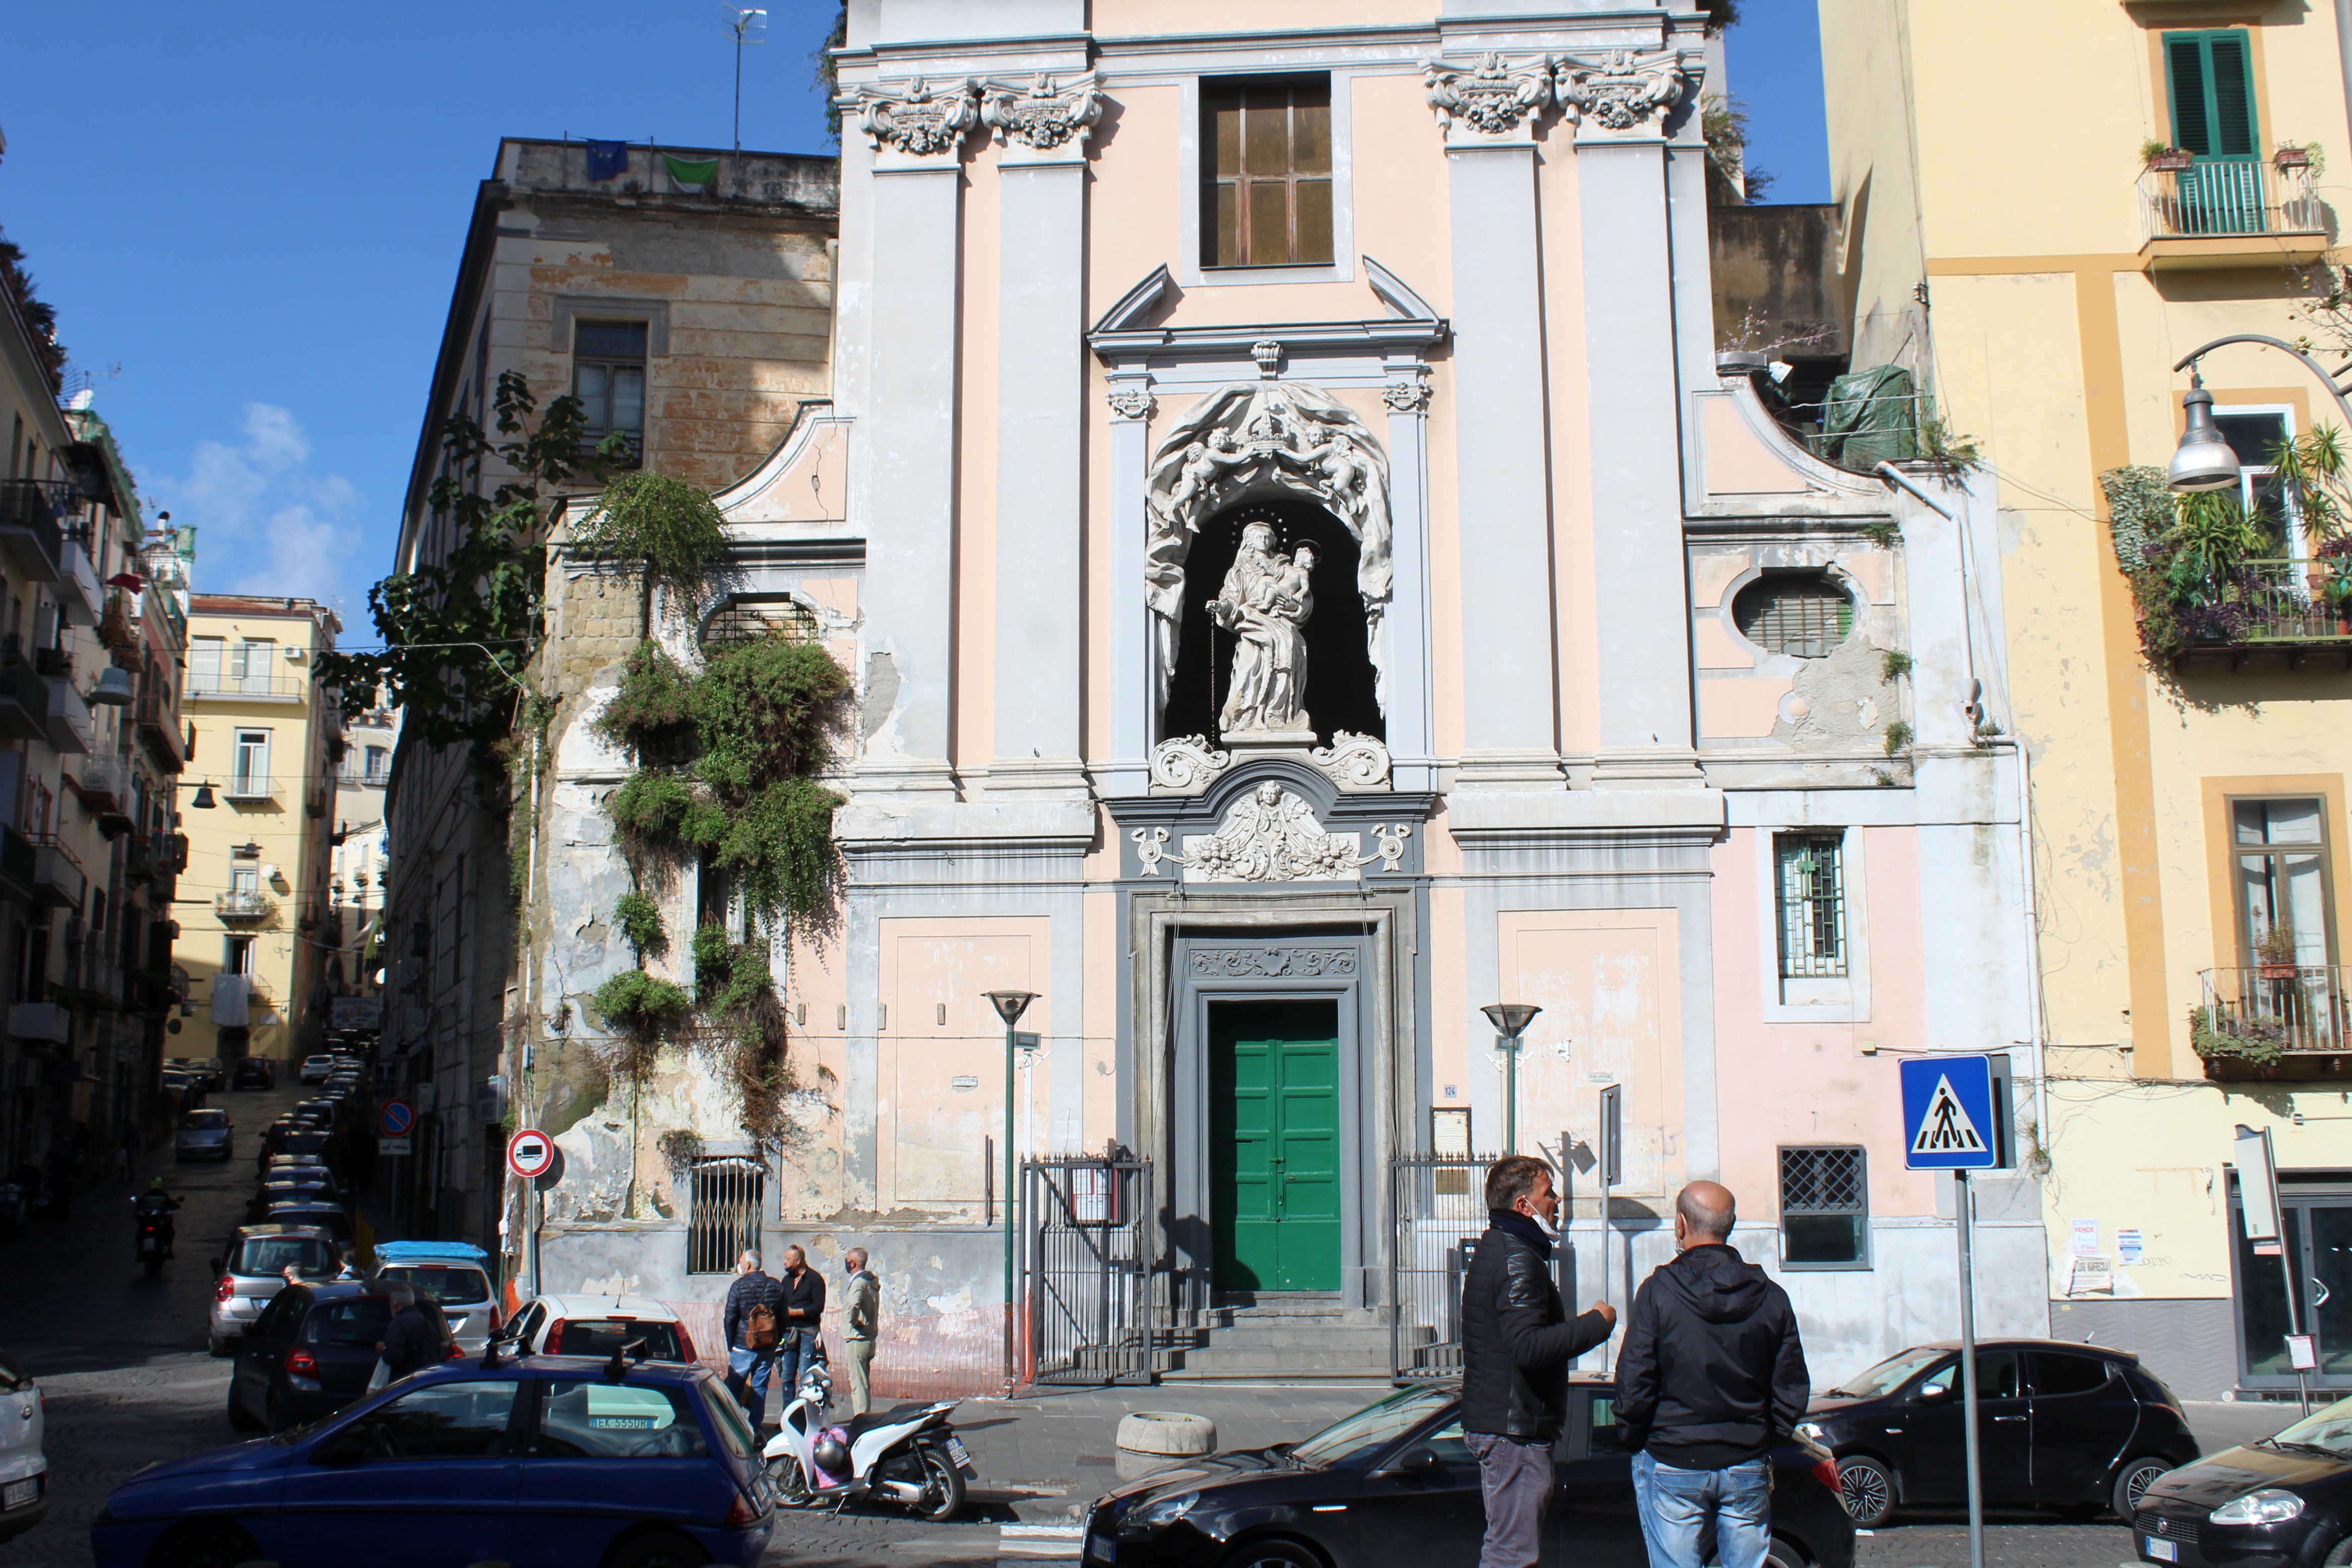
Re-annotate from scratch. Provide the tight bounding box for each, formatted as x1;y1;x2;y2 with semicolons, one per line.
1202;76;1333;269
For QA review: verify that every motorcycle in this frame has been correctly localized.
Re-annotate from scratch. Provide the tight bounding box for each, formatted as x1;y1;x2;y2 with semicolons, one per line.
131;1196;177;1278
759;1357;974;1521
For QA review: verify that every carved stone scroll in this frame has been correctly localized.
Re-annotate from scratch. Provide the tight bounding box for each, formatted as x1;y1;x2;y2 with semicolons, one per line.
854;77;981;157
1149;735;1232;792
979;73;1103;152
1423;52;1557;137
1191;947;1359;978
1309;731;1391;791
1557;50;1686;133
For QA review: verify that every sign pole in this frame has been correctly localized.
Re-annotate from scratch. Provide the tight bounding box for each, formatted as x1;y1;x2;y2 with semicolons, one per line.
1957;1168;1984;1568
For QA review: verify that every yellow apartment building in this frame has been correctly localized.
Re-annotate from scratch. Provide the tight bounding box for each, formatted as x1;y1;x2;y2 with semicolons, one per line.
171;594;340;1068
1822;0;2352;1398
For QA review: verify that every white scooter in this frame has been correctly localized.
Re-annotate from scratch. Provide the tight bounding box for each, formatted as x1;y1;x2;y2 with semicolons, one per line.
759;1355;974;1521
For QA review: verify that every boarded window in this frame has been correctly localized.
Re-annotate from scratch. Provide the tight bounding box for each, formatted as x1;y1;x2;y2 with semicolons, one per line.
686;1156;765;1275
1203;76;1333;268
1780;1145;1867;1267
1735;572;1852;658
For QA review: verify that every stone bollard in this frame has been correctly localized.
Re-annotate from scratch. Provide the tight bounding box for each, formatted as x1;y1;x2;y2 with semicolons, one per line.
1113;1410;1216;1481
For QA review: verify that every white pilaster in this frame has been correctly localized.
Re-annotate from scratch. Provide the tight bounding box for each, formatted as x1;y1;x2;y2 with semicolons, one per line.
1103;367;1155;797
1381;360;1437;793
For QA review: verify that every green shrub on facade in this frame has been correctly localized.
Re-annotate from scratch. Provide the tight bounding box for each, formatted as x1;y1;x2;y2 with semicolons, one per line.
591;970;694;1034
614;891;665;954
2188;1005;2286;1069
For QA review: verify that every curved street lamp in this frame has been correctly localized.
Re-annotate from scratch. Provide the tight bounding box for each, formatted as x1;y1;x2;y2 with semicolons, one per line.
2170;334;2352;493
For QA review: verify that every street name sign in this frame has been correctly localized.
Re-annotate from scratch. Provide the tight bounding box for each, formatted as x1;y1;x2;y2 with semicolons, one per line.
1899;1055;2002;1171
507;1127;555;1180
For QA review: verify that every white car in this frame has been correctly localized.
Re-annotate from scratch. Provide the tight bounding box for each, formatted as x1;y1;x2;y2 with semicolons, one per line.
297;1054;335;1084
0;1348;46;1545
501;1294;700;1363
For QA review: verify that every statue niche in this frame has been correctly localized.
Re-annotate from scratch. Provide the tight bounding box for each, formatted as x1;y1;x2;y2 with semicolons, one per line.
1162;497;1382;748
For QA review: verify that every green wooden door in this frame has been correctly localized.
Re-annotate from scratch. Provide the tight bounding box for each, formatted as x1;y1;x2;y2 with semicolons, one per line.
1210;1001;1342;1292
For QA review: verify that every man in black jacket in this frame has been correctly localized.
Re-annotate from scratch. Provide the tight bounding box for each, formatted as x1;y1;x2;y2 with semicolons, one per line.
1615;1181;1809;1568
775;1244;827;1415
723;1250;787;1427
1462;1155;1616;1568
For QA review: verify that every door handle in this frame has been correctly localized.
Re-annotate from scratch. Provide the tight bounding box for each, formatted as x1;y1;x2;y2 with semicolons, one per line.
2314;1278;2332;1308
1993;1414;2026;1422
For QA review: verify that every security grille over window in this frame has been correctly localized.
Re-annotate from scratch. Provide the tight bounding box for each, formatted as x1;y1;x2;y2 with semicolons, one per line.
1779;1145;1868;1267
1734;572;1854;658
701;598;820;650
1775;831;1848;978
686;1156;765;1275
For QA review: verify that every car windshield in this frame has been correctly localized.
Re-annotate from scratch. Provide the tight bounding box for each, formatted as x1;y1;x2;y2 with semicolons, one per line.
281;1133;329;1153
700;1375;757;1459
380;1266;493;1306
181;1110;228;1129
1829;1347;1950;1400
552;1319;688;1361
2263;1396;2352;1457
232;1236;341;1277
1289;1388;1458;1469
304;1298;394;1346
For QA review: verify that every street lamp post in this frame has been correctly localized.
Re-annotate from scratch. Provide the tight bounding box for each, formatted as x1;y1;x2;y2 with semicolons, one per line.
1480;1003;1542;1156
2169;334;2352;493
984;988;1037;1382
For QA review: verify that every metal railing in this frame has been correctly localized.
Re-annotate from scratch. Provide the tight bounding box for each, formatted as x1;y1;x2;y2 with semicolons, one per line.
686;1156;766;1274
222;777;282;802
1022;1156;1156;1386
133;693;188;767
185;672;312;701
2203;965;2350;1054
2140;160;2324;240
1389;1153;1500;1381
72;756;129;811
2233;558;2352;644
215;890;276;921
0;479;67;570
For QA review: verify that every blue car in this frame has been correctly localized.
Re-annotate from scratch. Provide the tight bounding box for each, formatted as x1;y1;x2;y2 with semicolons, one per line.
93;1354;775;1568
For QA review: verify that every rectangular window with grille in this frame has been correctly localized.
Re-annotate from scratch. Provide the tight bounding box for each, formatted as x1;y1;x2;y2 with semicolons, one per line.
686;1156;765;1275
1780;1145;1868;1268
1202;76;1333;268
1774;831;1848;979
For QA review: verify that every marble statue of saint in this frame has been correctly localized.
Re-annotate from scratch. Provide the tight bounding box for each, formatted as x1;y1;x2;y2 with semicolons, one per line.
1211;525;1317;736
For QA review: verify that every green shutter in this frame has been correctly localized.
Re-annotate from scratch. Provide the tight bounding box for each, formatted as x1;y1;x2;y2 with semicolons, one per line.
2164;30;2259;159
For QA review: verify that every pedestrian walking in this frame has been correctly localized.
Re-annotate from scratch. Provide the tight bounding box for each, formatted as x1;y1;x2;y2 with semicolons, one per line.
776;1244;827;1411
1616;1181;1810;1568
376;1283;443;1386
723;1249;786;1427
842;1248;880;1415
1461;1155;1616;1568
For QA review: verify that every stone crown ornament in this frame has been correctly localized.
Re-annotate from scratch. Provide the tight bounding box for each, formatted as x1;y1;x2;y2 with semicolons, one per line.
1558;50;1686;131
1423;52;1557;137
979;73;1104;152
854;76;981;157
1131;782;1410;882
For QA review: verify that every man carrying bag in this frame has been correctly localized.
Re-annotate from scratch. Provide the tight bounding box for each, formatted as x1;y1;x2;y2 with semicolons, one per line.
723;1249;787;1427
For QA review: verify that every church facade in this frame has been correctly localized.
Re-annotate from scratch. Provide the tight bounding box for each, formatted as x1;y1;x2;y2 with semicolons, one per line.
529;1;2049;1384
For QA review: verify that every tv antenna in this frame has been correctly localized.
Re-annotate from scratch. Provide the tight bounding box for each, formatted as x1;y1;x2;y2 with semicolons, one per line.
62;362;123;401
722;6;767;154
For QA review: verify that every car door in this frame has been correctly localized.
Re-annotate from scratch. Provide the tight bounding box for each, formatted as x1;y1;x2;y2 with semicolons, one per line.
1903;1351;2032;1505
511;1376;734;1568
2028;1351;2139;1504
1348;1411;1483;1563
279;1377;524;1568
1550;1387;1649;1566
237;1291;300;1424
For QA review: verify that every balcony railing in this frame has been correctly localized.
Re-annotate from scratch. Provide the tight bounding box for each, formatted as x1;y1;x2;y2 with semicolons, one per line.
2227;558;2352;645
0;480;67;585
2197;965;2351;1076
223;777;282;803
134;692;188;770
185;672;311;702
69;755;129;815
215;890;276;922
2140;159;2323;241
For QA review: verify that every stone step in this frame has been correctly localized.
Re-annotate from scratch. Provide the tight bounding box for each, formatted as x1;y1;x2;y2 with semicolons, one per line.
1198;1323;1427;1349
1162;1343;1397;1375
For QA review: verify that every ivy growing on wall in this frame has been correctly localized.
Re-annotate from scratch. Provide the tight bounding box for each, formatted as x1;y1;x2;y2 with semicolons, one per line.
2098;462;2352;661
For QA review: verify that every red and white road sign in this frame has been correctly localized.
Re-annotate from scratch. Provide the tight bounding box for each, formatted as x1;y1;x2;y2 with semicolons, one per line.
506;1127;555;1180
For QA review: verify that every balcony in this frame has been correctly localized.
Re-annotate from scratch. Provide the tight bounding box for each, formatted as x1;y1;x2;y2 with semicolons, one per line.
98;588;138;652
0;480;67;586
0;826;33;909
2194;965;2351;1080
215;890;276;923
67;756;133;835
27;836;85;911
222;776;282;805
55;526;100;628
41;673;91;755
7;1001;71;1045
128;966;180;1016
134;692;187;772
2138;158;2329;271
185;672;310;704
0;660;46;743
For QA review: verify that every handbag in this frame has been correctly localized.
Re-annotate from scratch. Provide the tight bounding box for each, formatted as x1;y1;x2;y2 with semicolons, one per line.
366;1357;391;1393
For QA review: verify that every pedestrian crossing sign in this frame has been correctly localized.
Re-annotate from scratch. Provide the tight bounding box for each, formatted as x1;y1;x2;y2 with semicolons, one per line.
1899;1055;2007;1170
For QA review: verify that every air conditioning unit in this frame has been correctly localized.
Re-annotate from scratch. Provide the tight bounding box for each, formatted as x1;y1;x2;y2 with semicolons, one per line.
476;1075;506;1125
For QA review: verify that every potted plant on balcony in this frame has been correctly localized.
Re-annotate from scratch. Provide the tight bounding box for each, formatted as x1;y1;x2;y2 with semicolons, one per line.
2257;920;2302;980
2142;139;2194;172
2190;1004;2287;1076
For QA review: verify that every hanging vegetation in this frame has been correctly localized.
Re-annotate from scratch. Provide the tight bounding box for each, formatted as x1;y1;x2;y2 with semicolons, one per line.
2100;460;2352;662
569;470;733;624
614;892;666;954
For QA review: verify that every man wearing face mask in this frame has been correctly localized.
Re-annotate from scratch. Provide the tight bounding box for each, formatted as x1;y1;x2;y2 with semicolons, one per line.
1461;1155;1616;1568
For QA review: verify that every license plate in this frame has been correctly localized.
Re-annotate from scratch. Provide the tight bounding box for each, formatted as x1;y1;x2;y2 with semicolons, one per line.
2144;1537;2177;1563
3;1478;36;1510
946;1436;974;1470
1084;1536;1116;1564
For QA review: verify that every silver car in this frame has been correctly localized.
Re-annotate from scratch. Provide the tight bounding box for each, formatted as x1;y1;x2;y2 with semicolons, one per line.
171;1108;233;1162
206;1225;343;1355
369;1260;500;1353
0;1347;43;1545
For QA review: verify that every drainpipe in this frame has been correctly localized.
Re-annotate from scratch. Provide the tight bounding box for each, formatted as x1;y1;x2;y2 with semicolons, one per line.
2338;0;2352;178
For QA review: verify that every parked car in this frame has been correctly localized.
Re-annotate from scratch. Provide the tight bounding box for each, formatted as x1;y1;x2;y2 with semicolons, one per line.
501;1295;699;1363
101;1353;775;1568
257;1127;330;1172
246;1178;338;1224
1085;1379;1851;1568
2133;1394;2352;1565
297;1053;335;1085
0;1347;44;1546
185;1058;227;1092
262;1202;354;1258
370;1242;501;1353
226;1283;395;1434
206;1225;345;1355
1801;1340;2199;1526
230;1057;274;1090
172;1109;234;1163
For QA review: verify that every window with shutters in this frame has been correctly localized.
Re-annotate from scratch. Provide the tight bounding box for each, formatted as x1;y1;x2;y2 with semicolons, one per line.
1732;572;1854;658
1779;1145;1869;1268
2164;30;2258;161
1202;76;1334;269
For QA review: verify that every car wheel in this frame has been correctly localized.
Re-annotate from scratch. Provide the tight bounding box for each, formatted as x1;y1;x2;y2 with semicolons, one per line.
912;1441;967;1521
1764;1540;1810;1568
1836;1455;1895;1527
600;1529;712;1568
226;1376;262;1432
2323;1535;2352;1567
2112;1456;2172;1519
152;1523;264;1568
1219;1540;1328;1568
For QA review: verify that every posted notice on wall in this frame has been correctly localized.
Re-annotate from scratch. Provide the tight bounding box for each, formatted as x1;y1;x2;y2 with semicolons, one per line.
2117;1229;2143;1267
2066;1254;2115;1296
2070;1218;2100;1256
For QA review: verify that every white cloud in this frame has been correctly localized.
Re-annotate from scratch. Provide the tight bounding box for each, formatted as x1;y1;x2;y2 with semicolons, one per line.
140;402;366;606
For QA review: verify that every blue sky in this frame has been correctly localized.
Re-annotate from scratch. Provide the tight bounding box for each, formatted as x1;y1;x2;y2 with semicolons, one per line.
1;4;1827;625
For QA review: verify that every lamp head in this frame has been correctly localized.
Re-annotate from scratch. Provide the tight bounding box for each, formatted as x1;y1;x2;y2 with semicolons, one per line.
1481;1002;1541;1038
189;783;217;809
985;989;1037;1027
2168;377;2245;493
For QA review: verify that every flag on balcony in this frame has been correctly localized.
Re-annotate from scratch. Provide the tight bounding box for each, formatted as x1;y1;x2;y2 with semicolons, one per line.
585;140;629;182
664;153;719;189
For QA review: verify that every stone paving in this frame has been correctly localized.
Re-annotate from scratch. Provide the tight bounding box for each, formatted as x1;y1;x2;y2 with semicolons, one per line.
0;1082;2314;1566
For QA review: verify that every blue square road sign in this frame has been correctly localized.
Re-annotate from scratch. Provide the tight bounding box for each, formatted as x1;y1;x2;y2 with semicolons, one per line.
1899;1055;2004;1171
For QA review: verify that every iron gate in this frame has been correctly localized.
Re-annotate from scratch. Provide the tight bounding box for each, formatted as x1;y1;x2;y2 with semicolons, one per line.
1389;1153;1499;1380
1023;1155;1155;1385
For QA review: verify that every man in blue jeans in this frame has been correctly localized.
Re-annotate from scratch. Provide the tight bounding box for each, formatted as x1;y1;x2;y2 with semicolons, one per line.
723;1249;786;1427
1615;1181;1810;1568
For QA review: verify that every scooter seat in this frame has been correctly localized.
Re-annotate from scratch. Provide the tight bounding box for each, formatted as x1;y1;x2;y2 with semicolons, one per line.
840;1401;940;1443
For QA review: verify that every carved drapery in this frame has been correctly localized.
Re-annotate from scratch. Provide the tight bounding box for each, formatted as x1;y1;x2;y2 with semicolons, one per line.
1144;382;1395;721
1191;947;1359;978
1421;50;1687;140
854;77;981;157
980;73;1102;152
1558;51;1686;132
1131;782;1410;883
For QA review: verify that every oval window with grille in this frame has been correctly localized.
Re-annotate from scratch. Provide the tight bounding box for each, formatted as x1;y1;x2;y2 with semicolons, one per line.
1732;572;1854;658
700;597;819;651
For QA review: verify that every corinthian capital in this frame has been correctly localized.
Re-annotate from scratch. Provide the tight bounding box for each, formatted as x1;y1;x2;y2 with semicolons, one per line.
1422;52;1556;138
979;72;1104;153
853;76;981;158
1557;50;1687;135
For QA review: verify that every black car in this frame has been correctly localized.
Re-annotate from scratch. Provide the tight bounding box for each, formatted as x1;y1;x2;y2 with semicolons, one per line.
1801;1339;2199;1527
2133;1395;2352;1566
1087;1379;1851;1568
246;1177;338;1224
227;1283;394;1433
231;1057;275;1090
